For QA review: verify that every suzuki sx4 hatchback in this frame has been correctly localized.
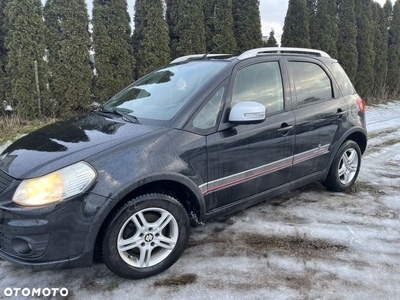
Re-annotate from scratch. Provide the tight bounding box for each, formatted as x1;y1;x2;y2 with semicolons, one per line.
0;48;367;279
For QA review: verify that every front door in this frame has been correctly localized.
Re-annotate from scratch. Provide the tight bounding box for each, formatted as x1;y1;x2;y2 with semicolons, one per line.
203;59;296;211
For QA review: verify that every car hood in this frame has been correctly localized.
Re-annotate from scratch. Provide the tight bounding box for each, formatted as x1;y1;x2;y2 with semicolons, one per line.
0;112;162;179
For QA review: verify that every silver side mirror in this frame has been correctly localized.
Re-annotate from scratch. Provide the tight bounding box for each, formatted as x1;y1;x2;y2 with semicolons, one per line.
229;101;266;124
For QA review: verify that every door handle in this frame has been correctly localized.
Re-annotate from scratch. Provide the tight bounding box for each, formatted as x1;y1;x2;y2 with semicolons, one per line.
335;110;347;117
277;124;294;134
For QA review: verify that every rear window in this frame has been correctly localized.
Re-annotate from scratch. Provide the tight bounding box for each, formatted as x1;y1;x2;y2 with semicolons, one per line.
289;61;333;106
330;62;356;96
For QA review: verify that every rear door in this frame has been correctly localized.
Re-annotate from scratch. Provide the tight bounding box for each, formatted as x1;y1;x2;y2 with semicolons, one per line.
287;58;348;181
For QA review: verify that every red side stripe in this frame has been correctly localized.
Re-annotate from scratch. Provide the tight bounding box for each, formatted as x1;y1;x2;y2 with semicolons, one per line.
202;150;329;195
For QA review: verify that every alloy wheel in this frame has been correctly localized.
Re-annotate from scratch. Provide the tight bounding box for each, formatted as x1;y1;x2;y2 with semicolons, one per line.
338;148;359;185
117;208;179;268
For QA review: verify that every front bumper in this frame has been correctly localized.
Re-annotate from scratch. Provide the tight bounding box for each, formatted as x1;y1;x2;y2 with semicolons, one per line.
0;192;108;269
0;250;70;269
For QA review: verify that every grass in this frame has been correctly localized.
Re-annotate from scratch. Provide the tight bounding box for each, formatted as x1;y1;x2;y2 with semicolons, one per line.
154;274;198;287
380;138;400;147
349;181;384;195
0;114;57;144
106;282;119;292
368;129;397;140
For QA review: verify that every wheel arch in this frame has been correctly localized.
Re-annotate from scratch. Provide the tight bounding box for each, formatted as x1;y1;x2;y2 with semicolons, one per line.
89;173;205;261
344;130;367;154
322;127;367;180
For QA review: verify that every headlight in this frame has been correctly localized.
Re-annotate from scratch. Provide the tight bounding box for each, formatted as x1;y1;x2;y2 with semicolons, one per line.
13;162;97;207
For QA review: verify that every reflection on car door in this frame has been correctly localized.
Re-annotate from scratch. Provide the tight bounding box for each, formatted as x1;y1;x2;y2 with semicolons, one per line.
201;60;296;212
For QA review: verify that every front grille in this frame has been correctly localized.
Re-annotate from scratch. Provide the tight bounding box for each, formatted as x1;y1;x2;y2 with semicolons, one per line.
0;170;13;194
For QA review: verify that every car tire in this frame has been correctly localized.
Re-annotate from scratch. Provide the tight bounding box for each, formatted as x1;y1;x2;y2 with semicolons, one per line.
102;193;190;279
323;140;361;192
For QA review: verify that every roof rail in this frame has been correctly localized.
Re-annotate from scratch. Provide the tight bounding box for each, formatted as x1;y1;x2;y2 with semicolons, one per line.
237;47;331;60
170;54;232;64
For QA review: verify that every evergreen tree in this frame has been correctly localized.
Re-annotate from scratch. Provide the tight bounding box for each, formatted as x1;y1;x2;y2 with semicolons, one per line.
372;2;389;97
306;0;317;13
310;0;338;58
307;0;316;47
166;0;206;59
232;0;263;53
265;29;278;47
44;0;93;118
92;0;134;103
281;0;311;48
337;0;358;83
0;67;4;115
387;0;400;95
204;0;237;54
4;0;47;119
0;0;7;110
383;0;393;27
0;0;6;68
354;0;375;99
133;0;170;78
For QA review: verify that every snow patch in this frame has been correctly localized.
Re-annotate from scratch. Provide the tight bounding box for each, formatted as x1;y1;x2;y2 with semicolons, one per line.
1;101;400;299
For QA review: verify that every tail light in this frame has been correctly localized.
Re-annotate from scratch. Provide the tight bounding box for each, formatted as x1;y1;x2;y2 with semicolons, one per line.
357;98;365;114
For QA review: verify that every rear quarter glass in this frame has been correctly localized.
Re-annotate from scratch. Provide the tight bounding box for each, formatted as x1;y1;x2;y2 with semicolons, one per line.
330;62;356;96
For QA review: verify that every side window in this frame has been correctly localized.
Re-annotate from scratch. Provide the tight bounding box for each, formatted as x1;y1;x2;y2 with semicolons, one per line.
232;62;284;114
193;87;225;130
290;61;333;106
330;62;356;96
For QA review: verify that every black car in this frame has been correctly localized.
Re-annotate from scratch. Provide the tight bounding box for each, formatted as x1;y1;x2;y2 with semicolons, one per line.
0;47;367;279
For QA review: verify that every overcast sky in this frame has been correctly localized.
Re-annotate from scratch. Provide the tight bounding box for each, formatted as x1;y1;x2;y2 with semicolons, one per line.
44;0;393;43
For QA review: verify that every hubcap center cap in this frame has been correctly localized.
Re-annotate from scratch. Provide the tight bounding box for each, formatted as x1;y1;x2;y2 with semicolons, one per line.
144;233;154;243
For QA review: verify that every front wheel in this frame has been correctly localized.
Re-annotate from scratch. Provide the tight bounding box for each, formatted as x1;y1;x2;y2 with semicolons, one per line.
323;140;361;192
102;194;190;279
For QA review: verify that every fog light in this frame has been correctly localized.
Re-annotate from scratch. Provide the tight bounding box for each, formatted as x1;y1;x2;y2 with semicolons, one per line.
11;238;32;255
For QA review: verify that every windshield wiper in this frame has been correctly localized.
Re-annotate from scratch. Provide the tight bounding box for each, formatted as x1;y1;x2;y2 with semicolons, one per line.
111;109;140;124
97;107;140;124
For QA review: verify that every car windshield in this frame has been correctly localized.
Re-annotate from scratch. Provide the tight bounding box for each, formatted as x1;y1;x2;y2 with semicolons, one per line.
102;61;228;126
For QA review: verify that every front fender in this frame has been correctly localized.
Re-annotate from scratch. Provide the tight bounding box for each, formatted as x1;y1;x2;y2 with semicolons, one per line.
110;171;205;213
82;172;206;255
